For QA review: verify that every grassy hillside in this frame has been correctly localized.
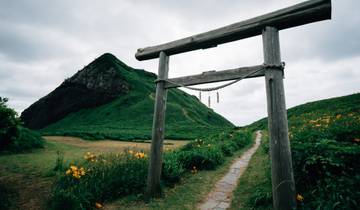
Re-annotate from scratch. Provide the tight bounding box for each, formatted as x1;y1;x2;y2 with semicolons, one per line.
232;93;360;209
22;53;234;140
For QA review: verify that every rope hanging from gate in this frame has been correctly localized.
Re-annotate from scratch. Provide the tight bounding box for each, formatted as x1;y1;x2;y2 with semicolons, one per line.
156;62;285;92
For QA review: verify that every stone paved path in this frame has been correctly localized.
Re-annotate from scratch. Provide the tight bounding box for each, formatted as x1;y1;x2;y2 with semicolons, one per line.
198;131;262;210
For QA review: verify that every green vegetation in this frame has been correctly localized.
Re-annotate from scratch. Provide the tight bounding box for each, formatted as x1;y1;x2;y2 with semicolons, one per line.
0;97;44;152
22;53;234;140
232;93;360;210
49;128;253;209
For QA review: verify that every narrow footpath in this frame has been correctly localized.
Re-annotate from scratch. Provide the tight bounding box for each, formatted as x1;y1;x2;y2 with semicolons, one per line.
198;131;262;210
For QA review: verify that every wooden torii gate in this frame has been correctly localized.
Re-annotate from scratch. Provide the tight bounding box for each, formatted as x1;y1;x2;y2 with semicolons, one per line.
135;0;331;209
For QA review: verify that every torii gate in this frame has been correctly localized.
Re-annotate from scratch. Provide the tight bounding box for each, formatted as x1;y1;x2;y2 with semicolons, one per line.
135;0;331;209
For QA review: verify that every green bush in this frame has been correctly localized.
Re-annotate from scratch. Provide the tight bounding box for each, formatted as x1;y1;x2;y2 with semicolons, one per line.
0;97;44;152
6;127;44;152
178;146;224;170
232;131;252;148
0;97;19;150
220;141;237;156
162;152;185;185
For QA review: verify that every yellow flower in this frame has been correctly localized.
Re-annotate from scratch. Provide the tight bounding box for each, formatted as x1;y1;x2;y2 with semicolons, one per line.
296;194;304;202
95;202;103;209
65;169;71;175
191;166;197;174
134;152;146;159
79;167;86;175
336;114;342;119
70;165;78;171
129;150;134;154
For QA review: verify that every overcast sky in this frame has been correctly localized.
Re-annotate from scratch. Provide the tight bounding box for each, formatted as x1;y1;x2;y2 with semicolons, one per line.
0;0;359;126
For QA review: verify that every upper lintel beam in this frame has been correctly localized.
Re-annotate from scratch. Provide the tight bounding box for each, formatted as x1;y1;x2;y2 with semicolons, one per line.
135;0;331;61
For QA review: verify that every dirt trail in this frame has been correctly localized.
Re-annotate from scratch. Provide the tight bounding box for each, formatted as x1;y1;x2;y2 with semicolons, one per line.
198;131;262;210
44;136;188;152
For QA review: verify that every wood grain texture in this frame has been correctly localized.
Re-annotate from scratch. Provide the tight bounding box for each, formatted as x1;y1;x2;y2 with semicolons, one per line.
146;51;169;198
263;27;296;210
164;65;265;89
136;0;331;60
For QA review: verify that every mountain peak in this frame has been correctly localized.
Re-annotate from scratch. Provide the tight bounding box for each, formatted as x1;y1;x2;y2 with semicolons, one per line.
94;53;117;65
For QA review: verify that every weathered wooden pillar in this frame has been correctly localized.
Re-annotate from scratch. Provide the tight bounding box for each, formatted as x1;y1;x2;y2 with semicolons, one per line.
146;51;169;198
262;26;296;210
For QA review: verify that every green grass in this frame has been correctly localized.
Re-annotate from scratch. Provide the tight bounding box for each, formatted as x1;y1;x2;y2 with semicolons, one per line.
0;141;90;210
23;53;234;140
0;141;88;176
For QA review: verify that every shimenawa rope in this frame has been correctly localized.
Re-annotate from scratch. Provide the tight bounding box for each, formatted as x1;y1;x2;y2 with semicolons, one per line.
155;62;285;92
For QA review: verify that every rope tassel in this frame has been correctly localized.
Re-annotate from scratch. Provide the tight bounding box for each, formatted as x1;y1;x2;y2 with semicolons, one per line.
208;95;211;108
199;91;202;101
217;91;219;103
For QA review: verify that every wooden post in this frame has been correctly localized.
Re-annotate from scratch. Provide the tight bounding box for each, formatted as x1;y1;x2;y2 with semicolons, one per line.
262;26;296;210
146;51;169;198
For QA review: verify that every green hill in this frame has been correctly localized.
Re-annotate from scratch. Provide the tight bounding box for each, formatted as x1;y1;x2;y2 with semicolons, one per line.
249;92;360;131
21;53;234;140
231;93;360;209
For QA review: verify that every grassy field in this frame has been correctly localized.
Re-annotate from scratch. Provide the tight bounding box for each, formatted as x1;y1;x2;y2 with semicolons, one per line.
0;137;187;210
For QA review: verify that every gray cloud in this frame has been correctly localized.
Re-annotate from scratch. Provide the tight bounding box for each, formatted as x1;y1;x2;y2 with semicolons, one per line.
0;0;359;126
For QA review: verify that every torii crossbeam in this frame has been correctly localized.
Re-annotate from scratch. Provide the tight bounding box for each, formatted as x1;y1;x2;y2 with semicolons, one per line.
135;0;331;209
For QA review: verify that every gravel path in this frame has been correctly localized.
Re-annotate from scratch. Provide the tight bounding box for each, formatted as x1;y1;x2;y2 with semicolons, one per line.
198;131;262;210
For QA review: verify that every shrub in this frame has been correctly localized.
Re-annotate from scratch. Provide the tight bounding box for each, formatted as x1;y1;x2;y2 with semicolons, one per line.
232;131;252;148
6;127;44;152
162;152;185;185
178;145;224;170
0;97;19;150
220;141;237;156
0;97;44;152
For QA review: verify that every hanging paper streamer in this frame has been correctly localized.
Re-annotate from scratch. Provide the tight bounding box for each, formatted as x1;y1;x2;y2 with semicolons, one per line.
208;95;211;108
217;91;219;103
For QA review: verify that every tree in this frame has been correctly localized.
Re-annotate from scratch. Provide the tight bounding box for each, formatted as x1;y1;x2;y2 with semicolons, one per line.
0;97;20;150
